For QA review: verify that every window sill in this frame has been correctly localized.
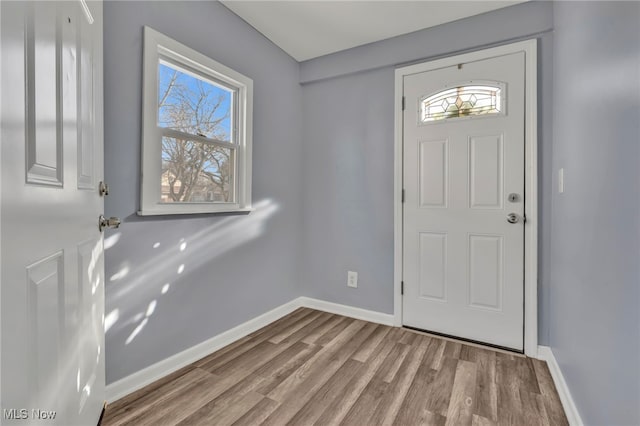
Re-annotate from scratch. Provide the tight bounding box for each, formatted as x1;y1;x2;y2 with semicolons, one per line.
137;206;254;216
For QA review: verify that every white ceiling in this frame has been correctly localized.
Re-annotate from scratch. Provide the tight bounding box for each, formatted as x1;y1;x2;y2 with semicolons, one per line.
221;1;526;62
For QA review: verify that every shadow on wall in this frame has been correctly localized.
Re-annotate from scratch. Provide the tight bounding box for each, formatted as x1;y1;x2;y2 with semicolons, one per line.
103;199;279;346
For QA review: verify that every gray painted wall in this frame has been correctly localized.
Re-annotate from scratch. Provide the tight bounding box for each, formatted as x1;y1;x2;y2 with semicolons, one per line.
301;67;396;314
103;1;303;383
299;1;555;344
550;2;640;425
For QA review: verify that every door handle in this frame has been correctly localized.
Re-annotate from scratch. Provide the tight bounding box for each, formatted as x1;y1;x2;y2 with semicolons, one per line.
507;213;520;224
99;215;121;232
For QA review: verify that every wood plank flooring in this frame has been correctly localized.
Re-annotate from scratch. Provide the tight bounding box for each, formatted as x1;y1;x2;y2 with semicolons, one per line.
103;308;568;426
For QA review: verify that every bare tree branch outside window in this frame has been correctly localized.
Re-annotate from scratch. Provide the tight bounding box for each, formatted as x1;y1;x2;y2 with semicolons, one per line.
158;63;234;203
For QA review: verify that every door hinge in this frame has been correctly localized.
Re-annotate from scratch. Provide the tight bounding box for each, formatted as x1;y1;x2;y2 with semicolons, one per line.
401;189;405;203
401;281;404;295
98;181;109;197
402;96;405;111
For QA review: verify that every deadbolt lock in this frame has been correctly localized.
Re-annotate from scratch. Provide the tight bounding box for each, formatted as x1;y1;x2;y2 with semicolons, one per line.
508;193;520;202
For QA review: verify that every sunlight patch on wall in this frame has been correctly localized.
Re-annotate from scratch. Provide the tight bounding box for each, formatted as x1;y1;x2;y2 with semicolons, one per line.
109;264;130;282
125;298;159;345
104;232;121;250
104;309;119;333
146;300;157;317
125;318;148;345
107;198;280;346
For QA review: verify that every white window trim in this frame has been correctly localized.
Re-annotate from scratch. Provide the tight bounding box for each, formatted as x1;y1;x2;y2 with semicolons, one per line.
139;26;253;216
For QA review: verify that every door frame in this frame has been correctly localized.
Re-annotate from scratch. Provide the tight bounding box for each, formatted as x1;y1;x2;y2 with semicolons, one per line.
0;0;3;408
393;39;538;357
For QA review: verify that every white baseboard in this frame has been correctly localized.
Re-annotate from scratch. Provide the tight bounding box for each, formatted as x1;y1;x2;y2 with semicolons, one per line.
106;296;394;403
299;297;395;326
537;346;583;426
105;298;302;403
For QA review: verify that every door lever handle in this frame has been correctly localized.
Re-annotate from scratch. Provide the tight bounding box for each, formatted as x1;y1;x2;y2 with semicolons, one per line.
99;215;121;232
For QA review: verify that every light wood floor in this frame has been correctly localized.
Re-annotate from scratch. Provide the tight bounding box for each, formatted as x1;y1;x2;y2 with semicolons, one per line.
103;308;568;426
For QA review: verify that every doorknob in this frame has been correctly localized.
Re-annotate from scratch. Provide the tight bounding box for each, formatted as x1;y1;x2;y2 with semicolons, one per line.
99;215;121;232
506;213;520;224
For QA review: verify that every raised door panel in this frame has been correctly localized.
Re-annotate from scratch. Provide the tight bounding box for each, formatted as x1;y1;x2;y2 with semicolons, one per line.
468;234;503;311
27;251;64;409
418;139;448;208
469;134;503;209
76;237;102;413
418;232;447;301
25;3;63;187
77;13;94;190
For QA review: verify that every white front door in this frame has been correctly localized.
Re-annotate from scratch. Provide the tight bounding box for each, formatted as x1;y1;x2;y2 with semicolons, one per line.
402;51;526;350
1;1;105;424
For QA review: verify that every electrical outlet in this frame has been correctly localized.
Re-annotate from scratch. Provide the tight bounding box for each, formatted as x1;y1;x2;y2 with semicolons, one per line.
347;271;358;288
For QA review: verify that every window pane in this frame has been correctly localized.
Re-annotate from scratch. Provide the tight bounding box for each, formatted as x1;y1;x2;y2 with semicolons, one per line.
421;85;502;122
158;61;233;142
161;137;234;203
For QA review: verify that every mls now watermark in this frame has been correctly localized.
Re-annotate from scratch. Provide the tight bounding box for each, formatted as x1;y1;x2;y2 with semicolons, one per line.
3;409;57;420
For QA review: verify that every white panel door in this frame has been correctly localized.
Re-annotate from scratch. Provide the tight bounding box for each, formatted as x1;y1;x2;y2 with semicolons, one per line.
402;52;525;350
1;1;105;425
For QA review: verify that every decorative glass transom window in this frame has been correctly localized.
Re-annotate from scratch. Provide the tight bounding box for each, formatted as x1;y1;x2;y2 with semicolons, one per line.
140;27;253;215
420;84;504;123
